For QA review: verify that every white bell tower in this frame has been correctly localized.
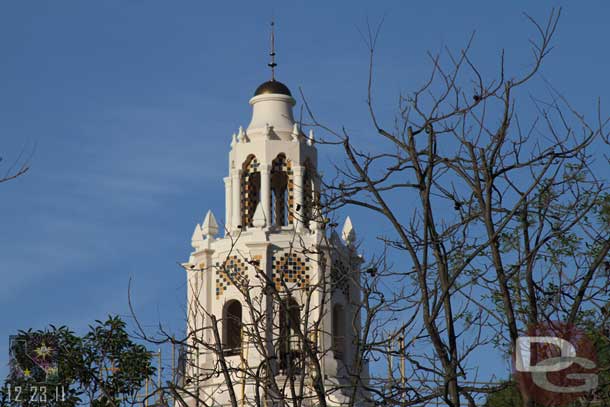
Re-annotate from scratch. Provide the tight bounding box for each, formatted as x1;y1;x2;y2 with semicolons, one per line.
180;27;369;406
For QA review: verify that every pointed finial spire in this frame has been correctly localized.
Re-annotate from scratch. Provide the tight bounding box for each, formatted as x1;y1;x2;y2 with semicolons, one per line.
330;230;341;245
291;123;300;142
202;210;219;238
191;223;204;248
238;126;246;143
308;129;315;146
342;216;356;246
268;19;277;81
231;132;237;147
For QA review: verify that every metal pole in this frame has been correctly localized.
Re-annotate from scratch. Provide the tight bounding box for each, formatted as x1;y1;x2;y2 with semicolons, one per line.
171;338;176;406
387;333;393;379
196;347;200;407
145;377;149;407
400;335;405;405
157;349;162;404
172;338;175;383
240;326;246;407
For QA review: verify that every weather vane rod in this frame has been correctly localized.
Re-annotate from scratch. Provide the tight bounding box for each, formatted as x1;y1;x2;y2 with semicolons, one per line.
268;20;277;81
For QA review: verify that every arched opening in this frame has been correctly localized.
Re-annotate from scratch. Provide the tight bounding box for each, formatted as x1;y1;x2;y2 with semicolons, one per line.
241;155;261;227
271;154;292;227
332;304;345;360
223;300;242;356
302;159;315;228
279;297;301;372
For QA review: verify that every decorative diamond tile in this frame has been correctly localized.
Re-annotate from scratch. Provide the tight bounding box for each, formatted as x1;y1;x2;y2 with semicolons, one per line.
272;251;311;291
215;255;250;298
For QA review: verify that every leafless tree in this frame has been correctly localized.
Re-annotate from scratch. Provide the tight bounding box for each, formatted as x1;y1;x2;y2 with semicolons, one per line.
0;146;31;184
298;8;610;407
128;9;610;407
130;215;386;407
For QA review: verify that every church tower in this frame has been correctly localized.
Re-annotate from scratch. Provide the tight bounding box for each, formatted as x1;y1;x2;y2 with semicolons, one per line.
181;30;369;406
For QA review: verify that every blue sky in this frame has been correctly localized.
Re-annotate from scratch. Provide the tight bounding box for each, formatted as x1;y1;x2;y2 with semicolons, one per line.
1;0;609;381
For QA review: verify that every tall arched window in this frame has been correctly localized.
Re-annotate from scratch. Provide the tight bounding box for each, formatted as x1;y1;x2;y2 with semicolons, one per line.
223;300;242;356
241;155;261;227
302;159;315;228
332;304;345;360
279;297;301;372
271;154;293;227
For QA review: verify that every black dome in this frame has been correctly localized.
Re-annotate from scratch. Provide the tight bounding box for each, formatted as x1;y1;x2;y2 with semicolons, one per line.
254;80;292;96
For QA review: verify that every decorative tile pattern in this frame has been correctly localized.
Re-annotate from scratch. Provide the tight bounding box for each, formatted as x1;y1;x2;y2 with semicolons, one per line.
215;255;250;298
241;155;260;227
331;259;349;297
272;252;311;291
251;254;263;265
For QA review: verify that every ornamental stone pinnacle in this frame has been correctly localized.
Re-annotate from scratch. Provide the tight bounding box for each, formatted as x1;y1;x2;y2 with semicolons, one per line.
291;123;300;142
330;230;342;246
201;210;219;238
342;216;356;246
237;126;246;143
191;223;204;249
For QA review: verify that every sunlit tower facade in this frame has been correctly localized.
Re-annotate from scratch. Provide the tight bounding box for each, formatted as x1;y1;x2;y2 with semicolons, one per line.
180;30;368;405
